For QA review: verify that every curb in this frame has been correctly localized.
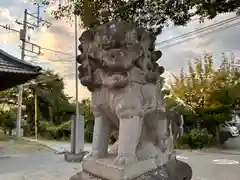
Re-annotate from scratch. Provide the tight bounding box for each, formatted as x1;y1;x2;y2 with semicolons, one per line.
22;137;68;153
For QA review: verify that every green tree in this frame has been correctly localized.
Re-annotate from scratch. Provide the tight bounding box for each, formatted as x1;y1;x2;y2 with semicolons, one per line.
0;110;16;135
169;53;238;145
35;0;240;34
0;70;76;138
25;71;76;135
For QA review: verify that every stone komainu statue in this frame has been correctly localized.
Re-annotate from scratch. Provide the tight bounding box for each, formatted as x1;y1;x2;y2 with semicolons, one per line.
77;21;177;166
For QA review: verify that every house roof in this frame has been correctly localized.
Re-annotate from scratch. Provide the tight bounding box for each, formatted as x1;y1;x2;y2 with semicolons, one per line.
0;49;42;74
0;49;42;91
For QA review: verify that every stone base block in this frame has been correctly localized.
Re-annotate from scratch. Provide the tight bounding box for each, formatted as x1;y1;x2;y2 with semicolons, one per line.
70;159;192;180
70;166;168;180
64;151;88;162
83;156;159;180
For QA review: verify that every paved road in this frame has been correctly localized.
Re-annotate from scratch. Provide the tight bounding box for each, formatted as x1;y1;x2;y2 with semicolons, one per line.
178;150;240;180
0;151;81;180
1;140;240;180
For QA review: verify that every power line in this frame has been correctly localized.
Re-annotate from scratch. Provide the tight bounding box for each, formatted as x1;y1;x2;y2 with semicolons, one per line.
0;24;20;33
46;57;74;62
29;56;74;63
157;15;240;46
159;21;240;50
40;47;74;57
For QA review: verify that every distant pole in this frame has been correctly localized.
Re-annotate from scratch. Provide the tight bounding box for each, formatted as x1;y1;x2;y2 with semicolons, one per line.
75;15;79;119
72;14;85;154
34;92;38;139
37;4;40;25
71;14;79;154
16;9;27;138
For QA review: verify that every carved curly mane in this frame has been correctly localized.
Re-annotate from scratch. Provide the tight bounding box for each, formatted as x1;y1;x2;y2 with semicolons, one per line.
77;20;164;91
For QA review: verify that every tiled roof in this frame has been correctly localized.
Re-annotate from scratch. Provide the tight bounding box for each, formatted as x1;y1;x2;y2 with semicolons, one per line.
0;49;41;74
0;49;42;91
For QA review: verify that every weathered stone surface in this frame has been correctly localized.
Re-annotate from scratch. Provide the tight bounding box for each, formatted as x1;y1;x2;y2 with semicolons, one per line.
75;20;192;180
83;157;158;180
78;20;171;165
69;160;192;180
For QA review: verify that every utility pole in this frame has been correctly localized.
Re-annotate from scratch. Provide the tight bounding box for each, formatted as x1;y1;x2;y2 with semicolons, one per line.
0;6;51;138
34;91;38;139
15;6;51;138
75;12;79;124
16;9;27;138
65;14;85;161
72;14;84;154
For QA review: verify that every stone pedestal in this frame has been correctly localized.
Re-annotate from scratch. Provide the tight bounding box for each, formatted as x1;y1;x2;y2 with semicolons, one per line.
83;156;158;180
70;158;192;180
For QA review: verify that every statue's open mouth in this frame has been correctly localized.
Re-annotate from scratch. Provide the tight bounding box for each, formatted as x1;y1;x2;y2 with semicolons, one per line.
101;71;129;88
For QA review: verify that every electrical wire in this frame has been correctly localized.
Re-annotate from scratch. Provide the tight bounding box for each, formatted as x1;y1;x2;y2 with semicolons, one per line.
157;15;240;46
40;47;74;57
45;57;75;62
159;21;240;50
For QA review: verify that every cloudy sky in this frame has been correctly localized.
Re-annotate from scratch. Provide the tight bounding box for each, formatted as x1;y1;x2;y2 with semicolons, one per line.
1;0;240;100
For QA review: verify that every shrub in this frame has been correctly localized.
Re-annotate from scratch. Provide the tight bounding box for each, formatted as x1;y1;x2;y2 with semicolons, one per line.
38;120;57;139
176;128;215;149
56;120;71;140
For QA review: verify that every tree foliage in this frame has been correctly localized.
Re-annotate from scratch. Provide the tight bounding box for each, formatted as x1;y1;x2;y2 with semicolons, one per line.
0;70;96;141
0;70;75;136
167;53;239;130
79;99;94;142
34;0;240;34
0;110;16;135
165;53;240;147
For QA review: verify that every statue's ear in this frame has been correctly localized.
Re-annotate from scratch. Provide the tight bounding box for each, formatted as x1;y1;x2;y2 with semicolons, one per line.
157;66;165;75
79;30;94;42
152;50;162;62
76;54;85;64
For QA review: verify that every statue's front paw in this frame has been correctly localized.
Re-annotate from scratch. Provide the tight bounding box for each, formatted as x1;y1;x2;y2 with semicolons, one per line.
114;154;138;165
83;151;101;160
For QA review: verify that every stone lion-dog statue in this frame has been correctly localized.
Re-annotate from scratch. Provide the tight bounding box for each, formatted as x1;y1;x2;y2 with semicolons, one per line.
77;20;178;166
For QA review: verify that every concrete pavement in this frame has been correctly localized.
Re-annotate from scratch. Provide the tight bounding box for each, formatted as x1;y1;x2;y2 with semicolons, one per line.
1;148;240;180
9;138;240;180
0;151;82;180
178;150;240;180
